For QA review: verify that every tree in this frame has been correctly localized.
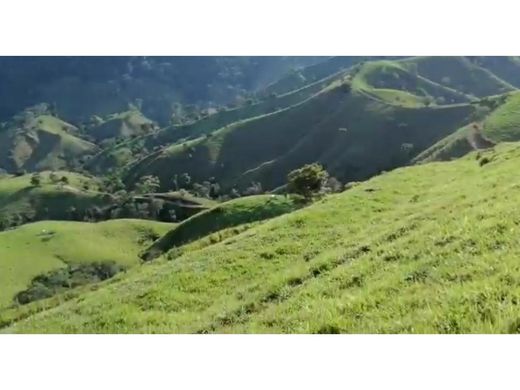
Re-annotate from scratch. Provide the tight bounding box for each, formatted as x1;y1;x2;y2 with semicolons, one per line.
287;163;329;199
135;175;161;194
30;173;41;187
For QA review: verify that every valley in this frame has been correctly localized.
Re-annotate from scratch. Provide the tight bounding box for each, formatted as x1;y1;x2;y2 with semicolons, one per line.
3;56;520;333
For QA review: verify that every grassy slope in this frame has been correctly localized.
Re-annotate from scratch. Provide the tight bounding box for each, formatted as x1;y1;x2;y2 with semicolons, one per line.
0;115;97;172
354;60;470;106
417;90;520;163
483;92;520;142
123;82;475;192
142;195;301;260
411;125;475;163
0;171;109;223
261;56;375;95
8;143;520;333
0;219;172;309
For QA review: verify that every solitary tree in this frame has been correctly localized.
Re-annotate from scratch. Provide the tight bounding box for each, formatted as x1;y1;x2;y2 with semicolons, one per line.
287;163;329;200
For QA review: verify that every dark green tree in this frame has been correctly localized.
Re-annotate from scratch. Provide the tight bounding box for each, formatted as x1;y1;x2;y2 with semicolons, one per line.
287;163;329;199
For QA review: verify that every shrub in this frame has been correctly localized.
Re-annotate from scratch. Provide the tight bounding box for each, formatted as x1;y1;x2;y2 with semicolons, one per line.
287;163;329;199
14;261;126;305
479;157;491;166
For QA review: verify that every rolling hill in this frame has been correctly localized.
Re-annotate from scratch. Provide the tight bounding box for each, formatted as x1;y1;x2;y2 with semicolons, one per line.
0;107;98;172
0;219;172;310
0;171;107;228
4;56;520;334
5;142;520;333
142;194;302;261
122;79;476;192
85;109;157;142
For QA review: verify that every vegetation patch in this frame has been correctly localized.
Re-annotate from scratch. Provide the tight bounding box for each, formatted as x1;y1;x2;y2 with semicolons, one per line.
15;262;126;305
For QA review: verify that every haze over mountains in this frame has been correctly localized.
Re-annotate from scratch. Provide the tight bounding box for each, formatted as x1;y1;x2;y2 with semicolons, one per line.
3;56;520;333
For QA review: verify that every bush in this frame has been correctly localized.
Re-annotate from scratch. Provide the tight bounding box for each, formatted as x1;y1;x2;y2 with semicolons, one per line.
479;157;491;166
14;261;126;305
287;163;329;199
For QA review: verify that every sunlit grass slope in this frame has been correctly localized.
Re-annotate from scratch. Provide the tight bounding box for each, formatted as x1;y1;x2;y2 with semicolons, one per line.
7;143;520;333
0;219;172;309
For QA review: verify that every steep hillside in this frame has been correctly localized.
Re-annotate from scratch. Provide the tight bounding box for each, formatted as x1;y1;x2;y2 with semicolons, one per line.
413;91;520;163
6;143;520;333
402;56;515;98
123;82;475;192
468;56;520;88
482;92;520;142
86;70;348;173
0;108;98;172
0;219;172;309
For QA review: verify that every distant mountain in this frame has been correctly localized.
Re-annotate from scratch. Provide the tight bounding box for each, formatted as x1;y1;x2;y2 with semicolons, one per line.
0;56;323;124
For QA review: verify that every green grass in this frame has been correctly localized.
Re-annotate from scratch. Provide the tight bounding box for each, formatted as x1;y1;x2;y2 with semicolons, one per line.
142;195;302;260
0;219;173;310
8;143;520;332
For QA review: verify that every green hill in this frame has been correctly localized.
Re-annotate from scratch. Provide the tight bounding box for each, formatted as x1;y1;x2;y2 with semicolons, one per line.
142;194;302;260
6;143;520;333
123;82;475;192
0;111;97;172
86;70;348;174
0;171;108;228
89;57;520;184
353;59;470;106
0;219;172;310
